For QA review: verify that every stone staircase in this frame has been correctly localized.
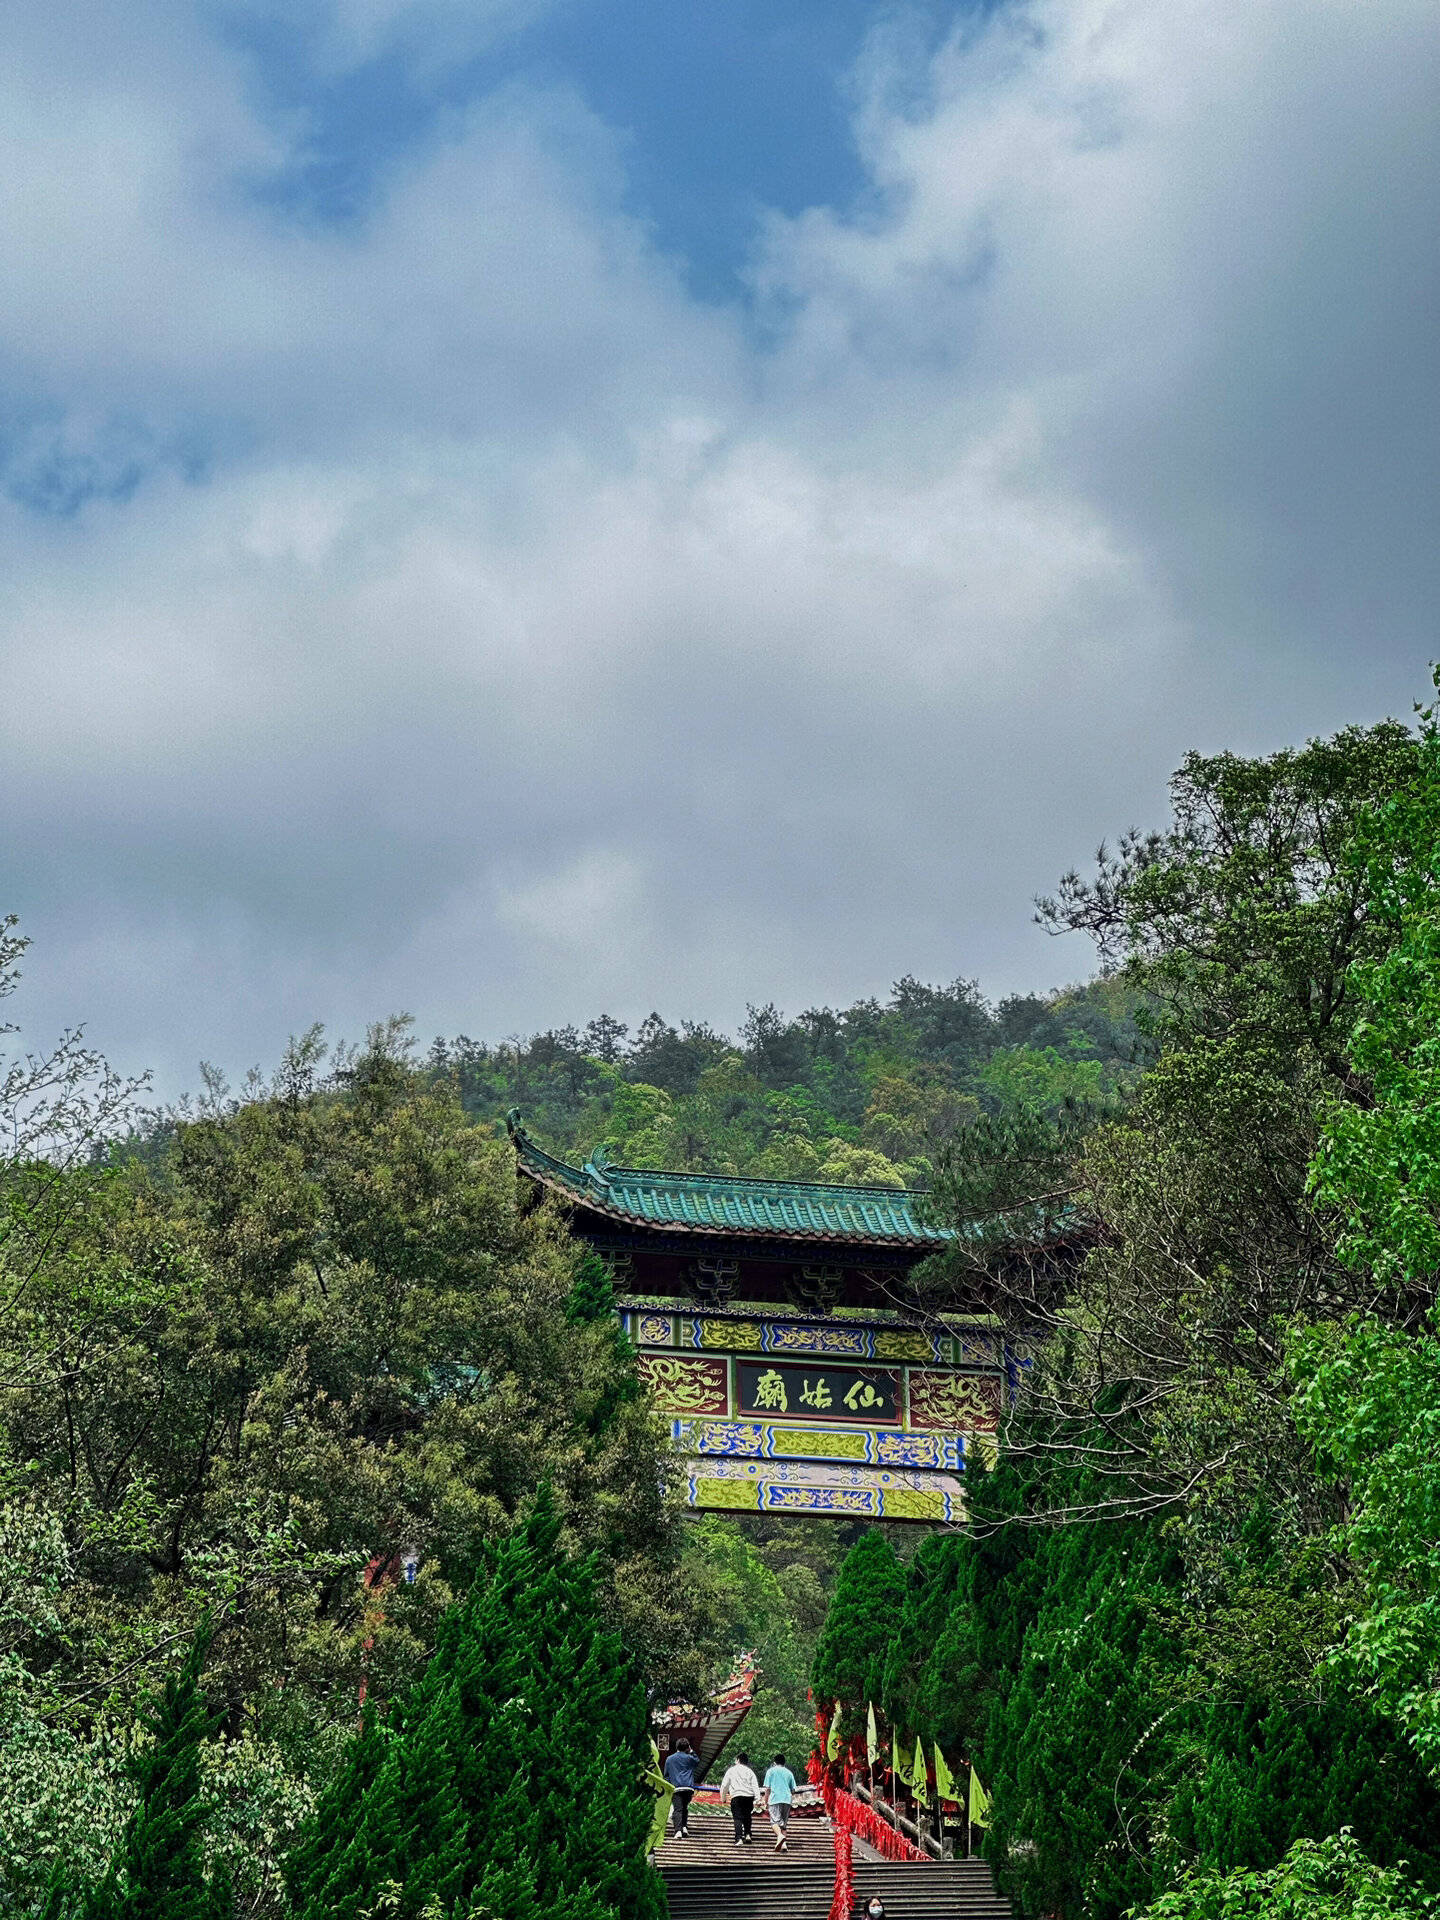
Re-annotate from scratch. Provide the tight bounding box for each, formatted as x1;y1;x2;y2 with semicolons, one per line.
852;1858;1013;1919
654;1806;1013;1920
656;1807;834;1920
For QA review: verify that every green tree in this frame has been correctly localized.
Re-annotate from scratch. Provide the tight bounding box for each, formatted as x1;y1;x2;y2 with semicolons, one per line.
289;1490;664;1920
811;1531;904;1745
1135;1831;1440;1920
0;1021;719;1916
6;1026;709;1724
0;916;147;1402
83;1622;232;1920
685;1515;838;1763
1293;681;1440;1773
879;1532;967;1747
901;713;1440;1917
921;720;1418;1530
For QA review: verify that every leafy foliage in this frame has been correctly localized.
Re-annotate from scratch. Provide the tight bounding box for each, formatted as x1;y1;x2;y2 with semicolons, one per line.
0;995;716;1914
690;1514;848;1763
1135;1832;1440;1920
927;720;1418;1521
427;976;1140;1191
78;1621;232;1920
1291;678;1440;1772
807;706;1440;1919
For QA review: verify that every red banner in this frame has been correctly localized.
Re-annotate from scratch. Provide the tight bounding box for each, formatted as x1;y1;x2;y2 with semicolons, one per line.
829;1786;929;1864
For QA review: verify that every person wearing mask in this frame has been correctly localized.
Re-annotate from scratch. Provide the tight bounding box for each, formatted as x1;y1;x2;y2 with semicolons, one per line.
865;1901;887;1919
719;1749;762;1845
761;1751;798;1852
662;1738;704;1839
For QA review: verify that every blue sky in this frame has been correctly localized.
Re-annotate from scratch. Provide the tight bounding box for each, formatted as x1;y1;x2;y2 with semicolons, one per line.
232;0;906;296
2;0;1437;1090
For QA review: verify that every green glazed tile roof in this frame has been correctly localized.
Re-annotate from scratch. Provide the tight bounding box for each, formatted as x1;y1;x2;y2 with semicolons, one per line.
507;1111;952;1247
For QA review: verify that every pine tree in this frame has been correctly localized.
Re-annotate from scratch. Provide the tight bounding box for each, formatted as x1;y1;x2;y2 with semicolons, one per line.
287;1707;391;1920
85;1619;232;1920
811;1530;905;1740
289;1487;665;1920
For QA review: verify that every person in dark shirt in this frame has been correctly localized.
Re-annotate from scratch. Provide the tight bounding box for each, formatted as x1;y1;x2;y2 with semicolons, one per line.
663;1738;704;1838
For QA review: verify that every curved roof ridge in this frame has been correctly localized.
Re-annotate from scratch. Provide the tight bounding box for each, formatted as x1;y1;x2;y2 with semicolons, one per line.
506;1110;953;1247
596;1158;929;1201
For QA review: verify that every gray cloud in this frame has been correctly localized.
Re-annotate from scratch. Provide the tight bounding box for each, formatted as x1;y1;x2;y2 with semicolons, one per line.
2;0;1437;1091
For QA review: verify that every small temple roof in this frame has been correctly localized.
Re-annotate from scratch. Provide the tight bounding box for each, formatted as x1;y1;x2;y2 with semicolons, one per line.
507;1110;953;1248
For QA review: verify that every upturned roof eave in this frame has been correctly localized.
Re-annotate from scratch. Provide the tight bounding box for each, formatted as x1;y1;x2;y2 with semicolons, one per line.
518;1162;948;1249
507;1112;953;1250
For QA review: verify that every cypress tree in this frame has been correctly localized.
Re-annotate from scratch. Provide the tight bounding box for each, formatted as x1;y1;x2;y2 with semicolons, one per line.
85;1620;232;1920
290;1487;664;1920
1179;1693;1440;1887
562;1253;639;1433
881;1532;966;1742
812;1530;905;1739
564;1252;618;1324
287;1707;391;1920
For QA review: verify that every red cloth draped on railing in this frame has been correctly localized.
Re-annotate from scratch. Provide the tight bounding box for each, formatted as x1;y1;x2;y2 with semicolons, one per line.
828;1822;855;1920
829;1786;929;1863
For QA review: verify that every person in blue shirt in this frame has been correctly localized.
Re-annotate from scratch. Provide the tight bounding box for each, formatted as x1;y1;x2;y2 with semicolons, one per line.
662;1738;704;1839
762;1752;798;1852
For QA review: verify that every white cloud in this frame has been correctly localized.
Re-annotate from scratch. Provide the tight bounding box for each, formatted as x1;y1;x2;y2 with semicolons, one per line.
495;849;649;950
1;0;1435;1087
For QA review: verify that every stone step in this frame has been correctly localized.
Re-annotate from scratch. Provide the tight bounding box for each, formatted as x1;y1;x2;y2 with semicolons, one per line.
852;1859;1012;1919
654;1811;1013;1920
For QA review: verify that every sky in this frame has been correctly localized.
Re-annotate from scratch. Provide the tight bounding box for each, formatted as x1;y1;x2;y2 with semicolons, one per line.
3;0;1438;1093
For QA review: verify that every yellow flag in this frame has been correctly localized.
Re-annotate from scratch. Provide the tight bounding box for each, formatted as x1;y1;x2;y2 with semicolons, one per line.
893;1736;912;1786
646;1741;674;1853
969;1765;992;1830
826;1708;842;1761
866;1702;878;1767
933;1742;957;1804
913;1735;929;1808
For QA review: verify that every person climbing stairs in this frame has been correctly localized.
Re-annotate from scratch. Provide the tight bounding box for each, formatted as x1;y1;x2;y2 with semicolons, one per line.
656;1806;835;1920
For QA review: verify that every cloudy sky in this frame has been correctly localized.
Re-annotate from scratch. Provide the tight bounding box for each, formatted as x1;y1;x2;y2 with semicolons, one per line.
3;0;1437;1090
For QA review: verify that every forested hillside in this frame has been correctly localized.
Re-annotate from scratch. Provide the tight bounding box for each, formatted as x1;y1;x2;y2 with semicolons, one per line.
425;973;1142;1189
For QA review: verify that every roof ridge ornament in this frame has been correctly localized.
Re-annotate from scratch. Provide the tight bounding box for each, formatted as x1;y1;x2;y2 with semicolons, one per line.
583;1141;615;1187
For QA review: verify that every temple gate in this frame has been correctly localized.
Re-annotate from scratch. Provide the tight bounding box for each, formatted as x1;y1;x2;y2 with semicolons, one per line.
510;1114;1023;1523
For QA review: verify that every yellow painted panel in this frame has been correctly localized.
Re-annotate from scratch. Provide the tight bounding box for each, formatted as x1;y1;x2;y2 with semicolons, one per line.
700;1319;764;1350
770;1426;869;1461
692;1476;761;1511
873;1331;934;1361
881;1486;952;1521
873;1432;944;1469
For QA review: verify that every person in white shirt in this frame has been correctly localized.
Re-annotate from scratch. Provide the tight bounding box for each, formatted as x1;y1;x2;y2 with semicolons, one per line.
719;1749;762;1845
